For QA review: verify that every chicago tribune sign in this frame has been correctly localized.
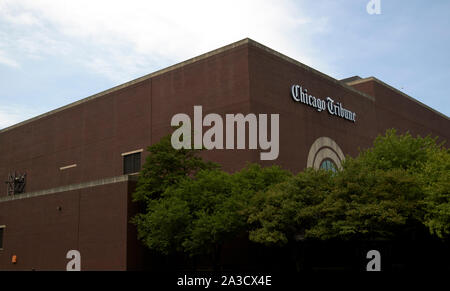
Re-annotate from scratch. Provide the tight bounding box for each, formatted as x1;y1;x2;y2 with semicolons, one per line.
291;84;356;123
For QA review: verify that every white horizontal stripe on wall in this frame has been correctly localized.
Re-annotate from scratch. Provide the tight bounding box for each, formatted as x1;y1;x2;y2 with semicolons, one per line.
59;164;77;170
121;149;143;156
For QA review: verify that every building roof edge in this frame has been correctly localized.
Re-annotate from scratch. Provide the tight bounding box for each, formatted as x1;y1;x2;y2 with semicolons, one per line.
0;38;252;133
347;77;449;120
245;39;376;103
4;38;445;133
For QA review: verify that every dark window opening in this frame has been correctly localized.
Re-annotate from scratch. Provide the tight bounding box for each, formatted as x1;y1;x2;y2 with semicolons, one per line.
0;227;4;249
123;152;141;174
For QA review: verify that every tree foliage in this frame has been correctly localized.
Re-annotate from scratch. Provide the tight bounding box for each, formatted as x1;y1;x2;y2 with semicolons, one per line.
133;129;450;262
420;146;450;239
247;129;449;244
132;135;218;203
131;135;291;259
247;168;333;246
307;166;424;240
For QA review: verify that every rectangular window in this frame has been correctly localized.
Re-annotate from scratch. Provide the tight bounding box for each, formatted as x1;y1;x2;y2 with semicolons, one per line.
0;226;5;250
123;152;141;174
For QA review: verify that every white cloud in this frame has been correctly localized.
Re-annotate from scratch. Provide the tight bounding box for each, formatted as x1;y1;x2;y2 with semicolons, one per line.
0;49;20;68
0;0;331;82
0;103;43;129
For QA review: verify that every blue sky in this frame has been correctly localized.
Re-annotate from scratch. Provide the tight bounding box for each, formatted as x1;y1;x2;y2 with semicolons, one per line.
0;0;449;129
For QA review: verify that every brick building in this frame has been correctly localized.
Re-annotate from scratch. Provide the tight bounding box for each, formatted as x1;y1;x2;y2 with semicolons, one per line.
0;38;448;270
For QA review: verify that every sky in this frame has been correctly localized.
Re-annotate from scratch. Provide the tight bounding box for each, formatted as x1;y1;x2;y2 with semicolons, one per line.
0;0;449;129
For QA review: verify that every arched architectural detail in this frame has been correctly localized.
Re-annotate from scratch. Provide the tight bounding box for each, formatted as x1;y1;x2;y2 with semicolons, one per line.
307;137;345;170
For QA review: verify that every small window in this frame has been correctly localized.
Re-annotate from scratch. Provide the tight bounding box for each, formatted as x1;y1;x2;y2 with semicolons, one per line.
0;226;5;249
320;159;337;173
123;152;141;174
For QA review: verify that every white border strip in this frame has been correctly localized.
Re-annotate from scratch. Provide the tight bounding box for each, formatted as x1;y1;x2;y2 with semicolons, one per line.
59;164;77;170
121;149;143;156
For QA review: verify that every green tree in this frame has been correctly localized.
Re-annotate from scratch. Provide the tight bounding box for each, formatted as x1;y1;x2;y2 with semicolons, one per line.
420;146;450;239
168;169;236;265
133;168;236;265
133;195;192;254
307;130;438;240
246;168;333;271
247;168;333;246
132;134;218;203
131;134;291;269
308;166;424;240
347;129;441;173
248;129;449;243
162;164;291;267
133;129;450;270
131;134;217;256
